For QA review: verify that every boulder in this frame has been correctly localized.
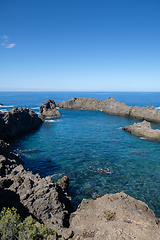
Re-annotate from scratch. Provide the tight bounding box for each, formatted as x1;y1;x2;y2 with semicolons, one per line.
122;120;160;141
0;107;43;140
69;192;160;240
57;97;160;124
39;99;62;119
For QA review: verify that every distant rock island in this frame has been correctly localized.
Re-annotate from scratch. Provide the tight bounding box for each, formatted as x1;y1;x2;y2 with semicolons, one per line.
57;96;160;124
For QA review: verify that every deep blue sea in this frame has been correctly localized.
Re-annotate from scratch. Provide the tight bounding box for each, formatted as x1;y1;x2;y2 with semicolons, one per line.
0;91;160;217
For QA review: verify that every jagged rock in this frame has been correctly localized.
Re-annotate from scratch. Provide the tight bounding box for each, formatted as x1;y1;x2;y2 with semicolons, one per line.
0;107;43;140
57;176;69;193
69;192;160;240
122;120;160;141
39;99;62;119
0;140;74;238
57;97;160;124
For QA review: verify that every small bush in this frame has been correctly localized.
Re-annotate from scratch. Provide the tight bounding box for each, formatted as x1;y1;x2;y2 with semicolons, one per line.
0;207;56;240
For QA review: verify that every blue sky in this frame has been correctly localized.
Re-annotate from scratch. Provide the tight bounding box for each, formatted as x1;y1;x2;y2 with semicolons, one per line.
0;0;160;91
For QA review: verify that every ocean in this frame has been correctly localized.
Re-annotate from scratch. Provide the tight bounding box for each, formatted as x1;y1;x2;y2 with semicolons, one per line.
0;91;160;217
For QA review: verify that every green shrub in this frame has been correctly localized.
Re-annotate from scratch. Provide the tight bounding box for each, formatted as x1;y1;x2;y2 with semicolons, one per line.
0;207;56;240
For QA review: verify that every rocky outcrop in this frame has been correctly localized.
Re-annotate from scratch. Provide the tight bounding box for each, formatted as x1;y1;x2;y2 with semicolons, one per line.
0;140;74;238
0;107;43;140
0;103;3;106
57;97;160;124
39;99;62;119
122;120;160;141
70;192;160;240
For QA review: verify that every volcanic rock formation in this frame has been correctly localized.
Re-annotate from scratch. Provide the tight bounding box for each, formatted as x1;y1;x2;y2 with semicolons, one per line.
0;140;74;237
69;192;160;240
39;99;62;119
0;107;43;140
57;97;160;124
122;120;160;141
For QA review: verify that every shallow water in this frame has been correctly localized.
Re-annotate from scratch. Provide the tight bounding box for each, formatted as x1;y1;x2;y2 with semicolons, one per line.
1;91;160;216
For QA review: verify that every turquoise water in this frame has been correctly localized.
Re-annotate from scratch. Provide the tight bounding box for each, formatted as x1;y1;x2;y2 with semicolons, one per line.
1;92;160;216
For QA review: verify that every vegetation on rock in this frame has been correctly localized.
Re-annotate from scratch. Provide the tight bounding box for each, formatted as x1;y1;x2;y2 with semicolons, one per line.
0;207;56;240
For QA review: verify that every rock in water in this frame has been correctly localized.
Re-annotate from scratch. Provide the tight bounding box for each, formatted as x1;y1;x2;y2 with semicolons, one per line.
57;97;160;124
0;107;43;140
39;99;62;119
122;120;160;141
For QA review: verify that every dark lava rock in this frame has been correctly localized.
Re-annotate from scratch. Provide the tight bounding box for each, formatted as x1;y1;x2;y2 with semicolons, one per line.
0;107;43;140
39;99;62;119
0;140;74;237
57;175;69;194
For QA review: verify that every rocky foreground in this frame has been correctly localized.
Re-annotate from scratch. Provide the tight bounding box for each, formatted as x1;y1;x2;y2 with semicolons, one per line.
57;97;160;124
0;105;160;239
122;120;160;141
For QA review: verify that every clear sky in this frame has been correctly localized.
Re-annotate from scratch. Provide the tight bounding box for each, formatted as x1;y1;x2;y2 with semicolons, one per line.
0;0;160;91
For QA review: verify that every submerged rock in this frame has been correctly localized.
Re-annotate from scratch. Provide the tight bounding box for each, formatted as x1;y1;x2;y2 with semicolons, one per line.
122;120;160;141
39;99;62;119
57;97;160;124
0;107;43;140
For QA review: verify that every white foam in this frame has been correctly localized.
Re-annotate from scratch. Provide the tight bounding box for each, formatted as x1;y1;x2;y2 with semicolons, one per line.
31;107;39;110
0;109;7;112
156;107;160;110
116;127;122;129
45;119;57;123
0;105;14;108
140;137;146;140
56;107;59;109
99;109;103;111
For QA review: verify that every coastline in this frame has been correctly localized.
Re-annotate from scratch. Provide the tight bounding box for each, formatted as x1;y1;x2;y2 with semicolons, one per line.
0;97;160;239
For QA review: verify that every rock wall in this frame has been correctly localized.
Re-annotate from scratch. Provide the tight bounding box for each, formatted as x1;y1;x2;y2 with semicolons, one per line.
57;97;160;124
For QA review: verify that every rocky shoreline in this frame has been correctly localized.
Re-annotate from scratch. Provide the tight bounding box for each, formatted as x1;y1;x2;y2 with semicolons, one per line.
57;97;160;124
0;102;160;239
